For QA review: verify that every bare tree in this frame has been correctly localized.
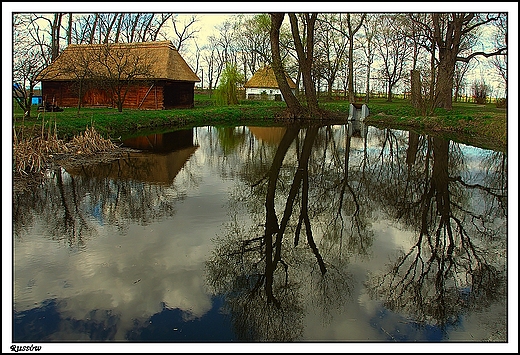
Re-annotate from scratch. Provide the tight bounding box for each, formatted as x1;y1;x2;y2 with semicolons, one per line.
170;14;199;52
100;13;120;44
70;14;94;44
13;14;52;118
90;13;100;44
13;51;43;118
315;14;348;100
288;13;319;115
431;13;507;110
57;47;99;114
489;14;507;98
236;14;273;79
201;46;216;94
341;14;366;103
67;13;73;45
214;18;240;67
269;13;302;117
452;61;474;102
358;14;376;103
92;43;154;112
203;35;227;94
374;14;411;102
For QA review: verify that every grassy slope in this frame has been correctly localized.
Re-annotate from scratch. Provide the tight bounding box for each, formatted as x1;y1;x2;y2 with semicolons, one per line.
13;94;507;151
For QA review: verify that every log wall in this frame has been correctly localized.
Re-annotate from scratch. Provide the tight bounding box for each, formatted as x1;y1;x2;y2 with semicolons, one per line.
41;80;194;110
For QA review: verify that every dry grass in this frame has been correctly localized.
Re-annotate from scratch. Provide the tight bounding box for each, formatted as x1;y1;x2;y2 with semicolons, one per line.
13;135;67;175
13;125;117;176
67;126;118;155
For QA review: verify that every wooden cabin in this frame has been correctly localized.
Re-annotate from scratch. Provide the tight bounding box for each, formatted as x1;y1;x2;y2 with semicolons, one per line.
37;41;200;110
243;66;297;101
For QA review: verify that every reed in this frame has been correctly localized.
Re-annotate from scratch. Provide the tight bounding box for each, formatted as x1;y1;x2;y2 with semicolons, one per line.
67;126;118;155
13;119;117;176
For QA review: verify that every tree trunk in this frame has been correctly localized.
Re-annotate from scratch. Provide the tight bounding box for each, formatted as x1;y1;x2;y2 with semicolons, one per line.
114;14;123;42
346;14;365;103
364;63;371;104
410;69;423;110
26;88;34;118
51;13;62;61
89;13;99;44
453;84;460;102
67;13;72;45
348;37;355;103
431;13;465;111
289;13;319;116
327;79;333;100
76;80;83;115
435;56;455;110
387;82;393;102
269;13;302;117
104;13;119;44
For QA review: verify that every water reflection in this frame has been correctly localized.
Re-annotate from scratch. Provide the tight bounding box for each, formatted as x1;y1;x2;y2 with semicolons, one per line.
12;123;507;343
123;129;195;152
364;135;507;333
248;126;287;145
63;129;199;185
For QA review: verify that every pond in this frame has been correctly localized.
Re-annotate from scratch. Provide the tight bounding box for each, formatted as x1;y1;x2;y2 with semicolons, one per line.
10;122;509;350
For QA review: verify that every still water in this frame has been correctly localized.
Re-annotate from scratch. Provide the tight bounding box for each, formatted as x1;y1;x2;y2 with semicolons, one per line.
11;122;508;347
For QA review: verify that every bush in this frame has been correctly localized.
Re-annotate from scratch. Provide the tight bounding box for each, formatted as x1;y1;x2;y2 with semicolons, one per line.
471;80;490;105
495;98;507;108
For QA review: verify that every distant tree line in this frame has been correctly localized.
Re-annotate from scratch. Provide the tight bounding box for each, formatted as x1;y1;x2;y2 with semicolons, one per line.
13;12;507;118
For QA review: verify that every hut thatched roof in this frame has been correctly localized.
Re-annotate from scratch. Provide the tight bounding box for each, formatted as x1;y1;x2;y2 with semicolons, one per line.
244;66;296;89
37;41;200;82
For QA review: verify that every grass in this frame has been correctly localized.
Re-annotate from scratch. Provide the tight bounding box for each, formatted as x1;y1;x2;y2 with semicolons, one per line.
13;94;507;150
12;93;508;176
13;94;290;141
359;100;507;152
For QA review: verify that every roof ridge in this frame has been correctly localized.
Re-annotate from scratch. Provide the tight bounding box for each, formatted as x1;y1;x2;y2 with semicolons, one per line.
244;66;296;89
66;40;176;50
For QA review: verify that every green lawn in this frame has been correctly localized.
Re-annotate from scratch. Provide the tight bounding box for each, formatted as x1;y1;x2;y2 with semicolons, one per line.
13;94;507;150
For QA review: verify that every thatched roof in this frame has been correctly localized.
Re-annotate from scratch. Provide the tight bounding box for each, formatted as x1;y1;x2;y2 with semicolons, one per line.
37;41;200;82
244;66;296;89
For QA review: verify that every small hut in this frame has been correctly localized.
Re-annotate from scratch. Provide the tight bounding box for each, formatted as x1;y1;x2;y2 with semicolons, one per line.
37;41;200;110
243;66;296;101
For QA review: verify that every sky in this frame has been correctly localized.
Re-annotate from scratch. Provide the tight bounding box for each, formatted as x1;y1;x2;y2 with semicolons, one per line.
4;2;518;41
4;3;517;87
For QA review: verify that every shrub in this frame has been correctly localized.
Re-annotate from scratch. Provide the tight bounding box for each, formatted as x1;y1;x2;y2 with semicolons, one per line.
471;80;490;105
495;98;507;108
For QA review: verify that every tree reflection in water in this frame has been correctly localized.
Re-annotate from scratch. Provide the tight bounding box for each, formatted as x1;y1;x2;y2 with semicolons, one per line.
365;133;507;334
205;123;507;341
205;123;373;341
12;123;507;342
13;129;199;247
